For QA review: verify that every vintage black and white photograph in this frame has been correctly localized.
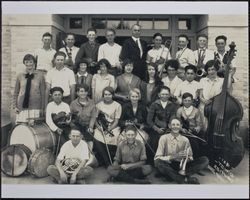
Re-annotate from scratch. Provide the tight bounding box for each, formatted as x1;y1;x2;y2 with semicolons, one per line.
1;1;249;198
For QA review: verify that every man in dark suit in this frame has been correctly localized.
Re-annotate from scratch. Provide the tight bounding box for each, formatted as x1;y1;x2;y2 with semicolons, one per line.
75;28;100;75
120;24;148;80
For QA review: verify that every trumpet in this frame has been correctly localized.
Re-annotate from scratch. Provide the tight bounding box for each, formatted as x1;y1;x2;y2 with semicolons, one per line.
179;147;191;175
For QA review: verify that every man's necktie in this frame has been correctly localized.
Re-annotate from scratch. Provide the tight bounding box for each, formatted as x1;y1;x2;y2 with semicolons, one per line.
136;39;142;58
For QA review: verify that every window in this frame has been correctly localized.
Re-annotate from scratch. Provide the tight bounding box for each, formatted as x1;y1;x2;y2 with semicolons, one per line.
92;18;106;29
139;19;153;29
69;18;82;29
178;18;192;30
107;19;122;29
154;19;169;29
123;19;138;30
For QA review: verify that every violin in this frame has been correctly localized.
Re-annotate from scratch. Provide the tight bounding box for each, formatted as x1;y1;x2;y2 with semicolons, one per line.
204;42;244;169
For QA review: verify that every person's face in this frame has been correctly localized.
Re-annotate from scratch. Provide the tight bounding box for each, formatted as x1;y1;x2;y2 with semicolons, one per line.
24;59;35;71
52;91;63;104
65;35;75;47
159;89;170;102
148;65;156;77
207;66;217;77
153;36;162;48
103;90;113;103
130;92;140;104
132;25;141;38
125;130;137;144
42;36;52;46
54;55;65;68
216;39;226;52
70;131;82;146
87;31;96;43
169;119;182;134
182;97;193;108
100;63;107;74
77;88;88;99
178;37;188;49
197;37;207;49
185;69;196;82
79;63;87;72
124;63;133;74
106;31;115;43
167;66;177;78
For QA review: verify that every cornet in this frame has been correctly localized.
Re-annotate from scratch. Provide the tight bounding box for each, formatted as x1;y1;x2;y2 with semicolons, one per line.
179;147;191;175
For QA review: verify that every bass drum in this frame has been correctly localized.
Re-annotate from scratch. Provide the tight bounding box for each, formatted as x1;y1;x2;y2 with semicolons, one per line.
28;148;55;178
1;144;32;177
9;123;57;154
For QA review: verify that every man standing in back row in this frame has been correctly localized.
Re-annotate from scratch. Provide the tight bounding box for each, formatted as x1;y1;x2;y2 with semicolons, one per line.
120;24;148;81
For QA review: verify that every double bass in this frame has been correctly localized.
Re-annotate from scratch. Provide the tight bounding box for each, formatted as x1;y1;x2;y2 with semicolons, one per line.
204;42;245;169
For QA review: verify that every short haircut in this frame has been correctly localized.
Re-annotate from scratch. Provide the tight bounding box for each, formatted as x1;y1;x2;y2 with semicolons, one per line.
131;24;141;30
197;34;208;40
178;34;189;41
106;28;116;35
23;54;36;64
153;32;163;39
204;60;219;72
97;58;112;70
76;84;90;93
165;59;179;71
53;51;66;59
102;86;115;97
122;58;133;70
215;35;227;43
65;33;75;39
185;64;197;73
50;87;64;95
42;32;52;38
87;27;97;34
77;58;89;70
70;128;82;135
169;116;182;124
125;125;137;133
158;85;171;94
182;92;193;100
129;88;141;100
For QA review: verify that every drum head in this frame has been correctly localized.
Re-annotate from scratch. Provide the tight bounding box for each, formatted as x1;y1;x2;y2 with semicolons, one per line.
10;124;36;152
28;149;55;178
1;144;31;177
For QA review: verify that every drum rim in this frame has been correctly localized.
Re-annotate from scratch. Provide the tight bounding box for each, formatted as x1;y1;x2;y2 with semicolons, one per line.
1;144;32;177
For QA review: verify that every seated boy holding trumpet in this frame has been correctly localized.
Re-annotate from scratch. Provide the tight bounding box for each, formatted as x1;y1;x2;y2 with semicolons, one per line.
154;117;209;184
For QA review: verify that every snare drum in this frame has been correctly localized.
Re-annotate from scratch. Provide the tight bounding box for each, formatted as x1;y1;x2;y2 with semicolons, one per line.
1;144;32;177
28;148;55;178
9;123;57;153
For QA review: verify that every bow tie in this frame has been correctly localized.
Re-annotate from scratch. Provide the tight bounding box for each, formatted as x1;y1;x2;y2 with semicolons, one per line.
25;73;34;79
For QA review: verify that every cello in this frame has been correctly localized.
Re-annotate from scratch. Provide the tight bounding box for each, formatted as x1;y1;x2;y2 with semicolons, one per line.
204;42;245;169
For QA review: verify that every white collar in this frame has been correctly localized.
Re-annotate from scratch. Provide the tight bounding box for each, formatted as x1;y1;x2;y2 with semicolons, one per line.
170;133;180;141
184;106;193;112
77;72;88;77
132;36;140;42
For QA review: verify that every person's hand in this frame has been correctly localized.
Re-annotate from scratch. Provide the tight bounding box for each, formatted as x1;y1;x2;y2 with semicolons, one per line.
120;164;130;170
115;62;122;69
69;173;77;184
181;128;188;134
154;126;165;135
139;124;145;130
56;128;63;135
193;127;200;133
88;127;94;134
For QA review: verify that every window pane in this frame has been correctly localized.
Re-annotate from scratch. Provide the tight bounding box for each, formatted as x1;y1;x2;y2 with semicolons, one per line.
92;18;106;29
178;19;191;30
139;19;153;29
69;18;82;29
107;19;122;29
123;19;138;30
154;19;169;29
